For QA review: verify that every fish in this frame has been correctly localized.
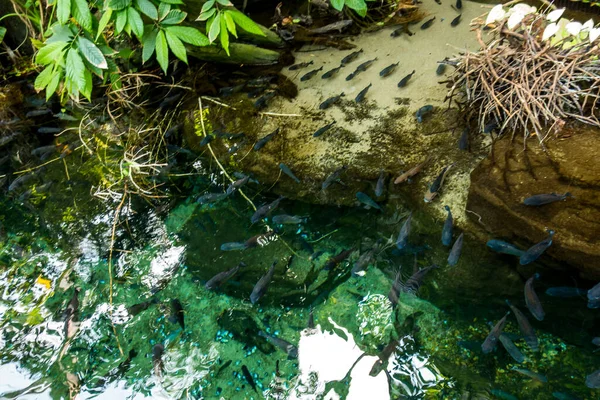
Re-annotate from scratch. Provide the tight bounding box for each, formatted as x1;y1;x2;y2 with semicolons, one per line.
511;367;548;383
390;26;405;37
272;214;306;224
483;120;498;134
375;170;386;197
31;144;58;157
226;176;250;195
481;312;510;354
241;365;258;392
199;135;213;146
415;104;434;123
220;242;248;251
403;264;439;293
519;229;555;265
341;49;363;65
26;108;52;118
323;248;354;271
552;392;582;400
524;273;545;321
355;83;372;103
441;206;453;246
436;63;447;75
594;337;600;346
228;138;247;154
456;0;462;9
254;91;276;109
197;192;228;204
322;166;347;190
380;62;399;77
247;76;276;87
250;261;277;304
38;127;61;134
289;60;314;70
245;231;277;248
424;163;454;202
369;338;399;376
394;157;430;184
397;70;416;87
168;299;185;329
319;93;345;109
247;86;267;98
127;299;158;316
458;127;469;150
451;14;461;27
297;236;314;255
279;163;301;183
152;343;164;377
205;262;246;290
219;84;245;96
588;282;600;308
396;212;413;249
347;58;377;81
447;233;464;266
251;196;284;223
486;239;525;257
64;288;81;339
322;65;343;79
490;389;519;400
300;67;324;81
258;331;298;359
388;270;403;307
505;299;538;351
8;173;36;192
254;128;279;151
313;121;336;137
308;308;315;328
159;93;182;110
351;244;378;277
499;333;526;363
356;191;382;211
523;192;572;206
545;287;587;297
215;131;246;140
421;16;436;29
310;19;353;34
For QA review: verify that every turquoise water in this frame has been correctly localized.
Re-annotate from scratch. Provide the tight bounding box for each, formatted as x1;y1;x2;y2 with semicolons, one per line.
0;138;599;400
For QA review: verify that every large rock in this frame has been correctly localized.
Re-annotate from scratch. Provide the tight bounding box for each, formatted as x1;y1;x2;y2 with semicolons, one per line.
467;124;600;278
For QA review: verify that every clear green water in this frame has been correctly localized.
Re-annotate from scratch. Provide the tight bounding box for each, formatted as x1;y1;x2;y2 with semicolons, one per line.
0;144;598;400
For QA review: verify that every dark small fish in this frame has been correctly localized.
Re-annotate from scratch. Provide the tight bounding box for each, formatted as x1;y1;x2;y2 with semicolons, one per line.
421;16;436;29
247;86;267;98
436;63;447;75
279;163;301;183
458;127;469;150
351;244;378;277
586;369;600;388
64;288;81;339
447;233;464;266
319;93;345;109
397;70;416;87
251;196;284;223
523;192;572;206
441;206;453;246
228;139;248;154
250;261;277;304
241;365;258;392
26;108;52;118
226;176;250;195
216;360;233;376
127;299;157;316
415;104;433;123
545;287;587;298
205;262;246;290
152;343;165;377
390;26;405;37
356;58;378;73
308;308;315;328
388;270;403;307
499;333;526;363
520;230;555;265
159;93;183;110
356;191;382;211
380;62;399;77
8;173;35;192
322;65;343;79
341;49;363;65
323;248;354;271
524;273;545;321
456;0;462;9
219;84;244;96
215;131;246;140
245;231;277;248
258;331;298;359
375;170;386;197
247;76;276;87
38;127;61;134
451;14;461;27
169;299;185;330
220;242;247;251
512;367;548;383
272;214;306;225
490;390;518;400
310;20;353;34
396;213;412;249
434;0;441;4
394;156;430;184
424;163;454;202
322;166;347;190
355;83;372;103
289;60;314;70
31;144;57;157
505;299;538;351
300;67;324;81
200;135;213;146
254;91;276;109
481;312;510;354
197;192;228;204
487;240;525;257
369;338;399;376
483;120;498;134
588;282;600;305
254;128;279;151
593;337;600;346
403;264;439;293
552;392;582;400
313;121;336;137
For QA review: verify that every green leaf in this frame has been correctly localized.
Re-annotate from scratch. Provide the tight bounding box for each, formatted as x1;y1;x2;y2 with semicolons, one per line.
201;0;214;13
57;0;71;24
216;0;232;5
165;25;209;46
81;68;92;101
77;37;108;69
0;27;6;44
229;10;265;36
219;15;229;55
155;29;169;73
165;29;187;63
158;2;171;20
96;9;113;40
46;24;74;43
35;65;55;91
72;0;92;31
66;47;86;92
128;6;144;38
159;0;183;4
344;0;367;16
224;10;236;37
46;69;62;100
108;0;131;10
115;8;127;34
330;0;344;11
196;7;215;21
208;13;221;42
35;41;68;65
161;9;187;25
142;26;158;62
134;0;157;19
